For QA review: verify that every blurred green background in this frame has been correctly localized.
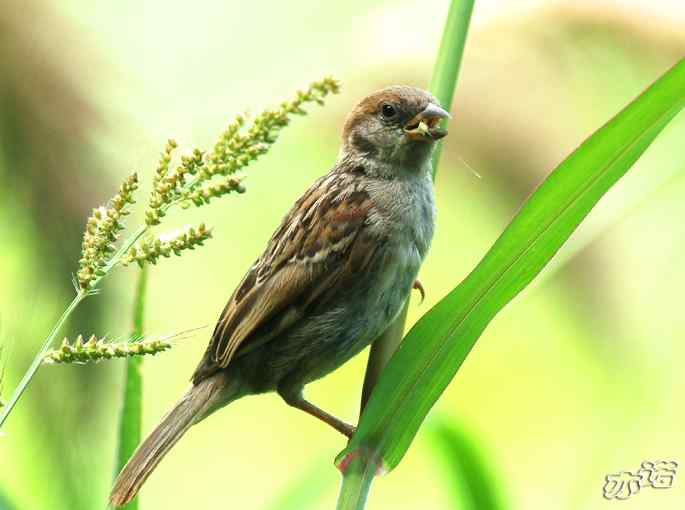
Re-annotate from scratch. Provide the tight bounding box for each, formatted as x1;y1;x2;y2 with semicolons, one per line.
1;0;684;509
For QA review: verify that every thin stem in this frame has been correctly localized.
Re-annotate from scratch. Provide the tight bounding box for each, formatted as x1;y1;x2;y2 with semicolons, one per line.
430;0;475;175
0;221;150;429
114;266;148;510
360;301;409;413
102;225;148;276
336;455;377;510
0;291;86;428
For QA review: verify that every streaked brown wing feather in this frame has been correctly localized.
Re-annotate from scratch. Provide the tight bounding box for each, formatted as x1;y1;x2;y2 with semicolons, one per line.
192;173;377;383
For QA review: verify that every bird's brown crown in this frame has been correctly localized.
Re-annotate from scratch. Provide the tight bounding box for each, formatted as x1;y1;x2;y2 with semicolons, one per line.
342;85;440;141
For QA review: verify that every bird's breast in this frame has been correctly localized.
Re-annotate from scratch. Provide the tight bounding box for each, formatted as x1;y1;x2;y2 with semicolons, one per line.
367;172;436;256
363;172;436;319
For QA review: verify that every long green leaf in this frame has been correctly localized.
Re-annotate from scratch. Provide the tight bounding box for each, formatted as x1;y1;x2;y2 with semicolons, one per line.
114;266;149;510
338;58;685;472
430;419;508;510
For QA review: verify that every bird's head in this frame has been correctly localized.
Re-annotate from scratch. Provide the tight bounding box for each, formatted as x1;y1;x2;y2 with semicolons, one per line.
341;85;450;173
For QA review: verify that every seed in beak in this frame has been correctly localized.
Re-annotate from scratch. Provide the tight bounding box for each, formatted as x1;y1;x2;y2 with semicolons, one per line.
403;103;450;141
414;121;430;136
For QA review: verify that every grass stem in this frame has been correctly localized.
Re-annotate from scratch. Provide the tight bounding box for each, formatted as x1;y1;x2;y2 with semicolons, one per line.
0;292;86;428
336;454;377;510
114;266;149;510
430;0;475;174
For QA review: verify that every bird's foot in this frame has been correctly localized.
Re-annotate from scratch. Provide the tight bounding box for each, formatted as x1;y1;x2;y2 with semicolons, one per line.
339;422;357;438
280;389;357;438
413;279;425;304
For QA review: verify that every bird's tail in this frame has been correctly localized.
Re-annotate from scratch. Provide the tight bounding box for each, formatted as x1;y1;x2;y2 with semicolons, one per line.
110;372;239;507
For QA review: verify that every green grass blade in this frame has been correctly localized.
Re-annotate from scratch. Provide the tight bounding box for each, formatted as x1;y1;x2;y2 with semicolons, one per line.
338;58;685;472
430;0;474;174
360;302;408;412
114;266;149;510
430;419;508;510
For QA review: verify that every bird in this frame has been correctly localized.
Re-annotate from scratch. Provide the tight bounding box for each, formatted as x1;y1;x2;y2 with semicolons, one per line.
110;85;449;506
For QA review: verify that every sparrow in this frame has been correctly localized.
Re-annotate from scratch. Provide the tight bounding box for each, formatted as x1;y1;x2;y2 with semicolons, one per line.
111;85;449;506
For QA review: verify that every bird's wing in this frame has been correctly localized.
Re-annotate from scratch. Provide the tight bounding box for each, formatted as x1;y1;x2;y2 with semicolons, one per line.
192;172;382;382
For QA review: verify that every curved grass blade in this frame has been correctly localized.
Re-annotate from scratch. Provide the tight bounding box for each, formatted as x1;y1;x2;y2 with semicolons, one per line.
114;266;149;510
429;418;508;510
338;58;685;472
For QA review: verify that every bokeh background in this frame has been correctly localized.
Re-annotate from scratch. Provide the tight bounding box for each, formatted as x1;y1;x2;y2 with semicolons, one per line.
1;0;684;509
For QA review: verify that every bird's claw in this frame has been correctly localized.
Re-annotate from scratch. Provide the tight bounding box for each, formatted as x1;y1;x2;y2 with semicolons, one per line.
341;423;357;438
413;279;425;304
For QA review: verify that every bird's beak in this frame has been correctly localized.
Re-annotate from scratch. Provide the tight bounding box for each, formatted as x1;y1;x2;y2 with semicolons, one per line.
403;103;450;141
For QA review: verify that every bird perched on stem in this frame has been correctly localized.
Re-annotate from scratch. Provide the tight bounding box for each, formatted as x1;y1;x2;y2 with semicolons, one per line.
111;85;449;506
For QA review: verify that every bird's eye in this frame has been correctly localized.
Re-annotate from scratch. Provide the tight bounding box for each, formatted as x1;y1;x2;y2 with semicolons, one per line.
380;103;397;119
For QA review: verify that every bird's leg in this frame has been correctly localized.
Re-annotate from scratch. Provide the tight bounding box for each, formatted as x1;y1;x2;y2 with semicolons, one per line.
279;388;356;438
413;279;425;303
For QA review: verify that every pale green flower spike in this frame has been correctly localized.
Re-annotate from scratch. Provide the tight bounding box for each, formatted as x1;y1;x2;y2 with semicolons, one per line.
122;223;213;267
144;76;340;226
44;335;172;365
77;172;139;289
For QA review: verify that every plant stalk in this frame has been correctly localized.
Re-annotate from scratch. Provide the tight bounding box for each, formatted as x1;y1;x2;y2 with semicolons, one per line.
0;291;86;428
114;266;149;510
336;455;377;510
0;224;151;430
430;0;474;173
0;225;153;430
